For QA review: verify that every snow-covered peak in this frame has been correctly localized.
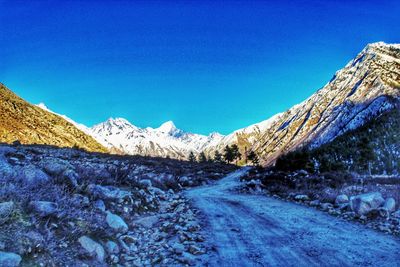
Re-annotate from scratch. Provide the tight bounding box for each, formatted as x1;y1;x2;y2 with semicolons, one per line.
366;41;400;49
92;117;138;136
156;121;181;136
105;117;136;128
208;132;224;139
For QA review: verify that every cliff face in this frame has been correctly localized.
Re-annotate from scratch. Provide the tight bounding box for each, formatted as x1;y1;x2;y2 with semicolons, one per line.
0;83;107;152
208;42;400;166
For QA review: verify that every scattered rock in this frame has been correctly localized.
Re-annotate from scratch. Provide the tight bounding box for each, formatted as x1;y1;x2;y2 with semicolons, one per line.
29;201;58;217
335;194;349;205
41;159;69;176
350;192;385;216
62;169;79;188
19;165;50;187
172;243;185;255
105;240;119;254
383;198;396;213
94;200;106;212
0;251;21;267
309;200;320;207
135;215;159;228
87;184;131;201
0;201;14;224
294;195;309;201
106;212;128;233
78;236;105;262
139;179;152;189
320;203;333;211
188;244;204;255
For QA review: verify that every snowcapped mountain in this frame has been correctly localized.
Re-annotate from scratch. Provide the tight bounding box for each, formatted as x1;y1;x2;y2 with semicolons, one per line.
35;42;399;164
90;118;224;159
35;103;224;159
206;42;400;165
35;103;225;159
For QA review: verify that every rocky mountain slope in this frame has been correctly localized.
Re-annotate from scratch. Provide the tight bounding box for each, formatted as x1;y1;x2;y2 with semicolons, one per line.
274;107;400;175
206;42;400;165
0;83;107;152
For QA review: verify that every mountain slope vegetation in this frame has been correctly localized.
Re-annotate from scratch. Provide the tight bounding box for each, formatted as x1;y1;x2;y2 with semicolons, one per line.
0;83;107;152
275;104;400;175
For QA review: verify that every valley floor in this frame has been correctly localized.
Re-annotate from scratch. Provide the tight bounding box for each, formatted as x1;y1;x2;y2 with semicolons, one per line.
186;168;400;267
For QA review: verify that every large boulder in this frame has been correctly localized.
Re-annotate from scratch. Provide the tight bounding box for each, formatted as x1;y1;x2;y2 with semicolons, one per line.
106;212;128;233
0;202;14;224
40;158;71;176
87;184;131;201
78;236;105;262
350;192;385;216
0;160;16;181
19;165;50;188
0;251;21;267
61;169;79;188
29;201;58;217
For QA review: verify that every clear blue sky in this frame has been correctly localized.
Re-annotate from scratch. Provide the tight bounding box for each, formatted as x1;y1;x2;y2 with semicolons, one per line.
0;1;399;135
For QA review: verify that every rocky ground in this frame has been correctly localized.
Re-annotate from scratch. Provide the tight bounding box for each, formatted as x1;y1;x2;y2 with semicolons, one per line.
0;143;235;266
241;169;400;237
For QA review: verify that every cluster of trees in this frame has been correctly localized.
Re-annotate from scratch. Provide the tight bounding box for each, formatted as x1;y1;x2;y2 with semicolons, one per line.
275;108;400;175
188;144;260;166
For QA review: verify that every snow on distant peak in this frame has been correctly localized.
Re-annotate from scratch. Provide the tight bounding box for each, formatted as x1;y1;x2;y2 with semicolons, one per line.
157;121;176;132
105;117;137;128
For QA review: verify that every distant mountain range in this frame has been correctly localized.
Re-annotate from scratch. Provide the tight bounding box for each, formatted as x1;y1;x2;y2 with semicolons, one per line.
1;42;399;165
36;103;224;159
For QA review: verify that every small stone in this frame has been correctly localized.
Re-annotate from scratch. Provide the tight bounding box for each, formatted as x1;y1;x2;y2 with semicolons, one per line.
106;212;128;233
0;202;14;224
139;179;152;189
188;245;204;255
335;194;349;205
294;195;309;201
383;198;396;213
309;200;320;207
29;201;57;217
94;200;106;212
105;240;119;254
78;236;105;262
320;203;333;211
172;243;185;255
0;251;21;267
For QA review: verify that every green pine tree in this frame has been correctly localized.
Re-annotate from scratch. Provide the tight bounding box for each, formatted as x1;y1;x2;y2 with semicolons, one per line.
188;151;196;162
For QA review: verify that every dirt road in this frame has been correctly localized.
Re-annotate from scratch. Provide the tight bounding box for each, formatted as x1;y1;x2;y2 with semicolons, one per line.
186;168;400;266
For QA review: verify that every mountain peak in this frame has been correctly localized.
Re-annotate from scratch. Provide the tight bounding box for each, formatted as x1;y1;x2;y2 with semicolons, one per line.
106;117;132;125
157;121;177;133
366;41;400;49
